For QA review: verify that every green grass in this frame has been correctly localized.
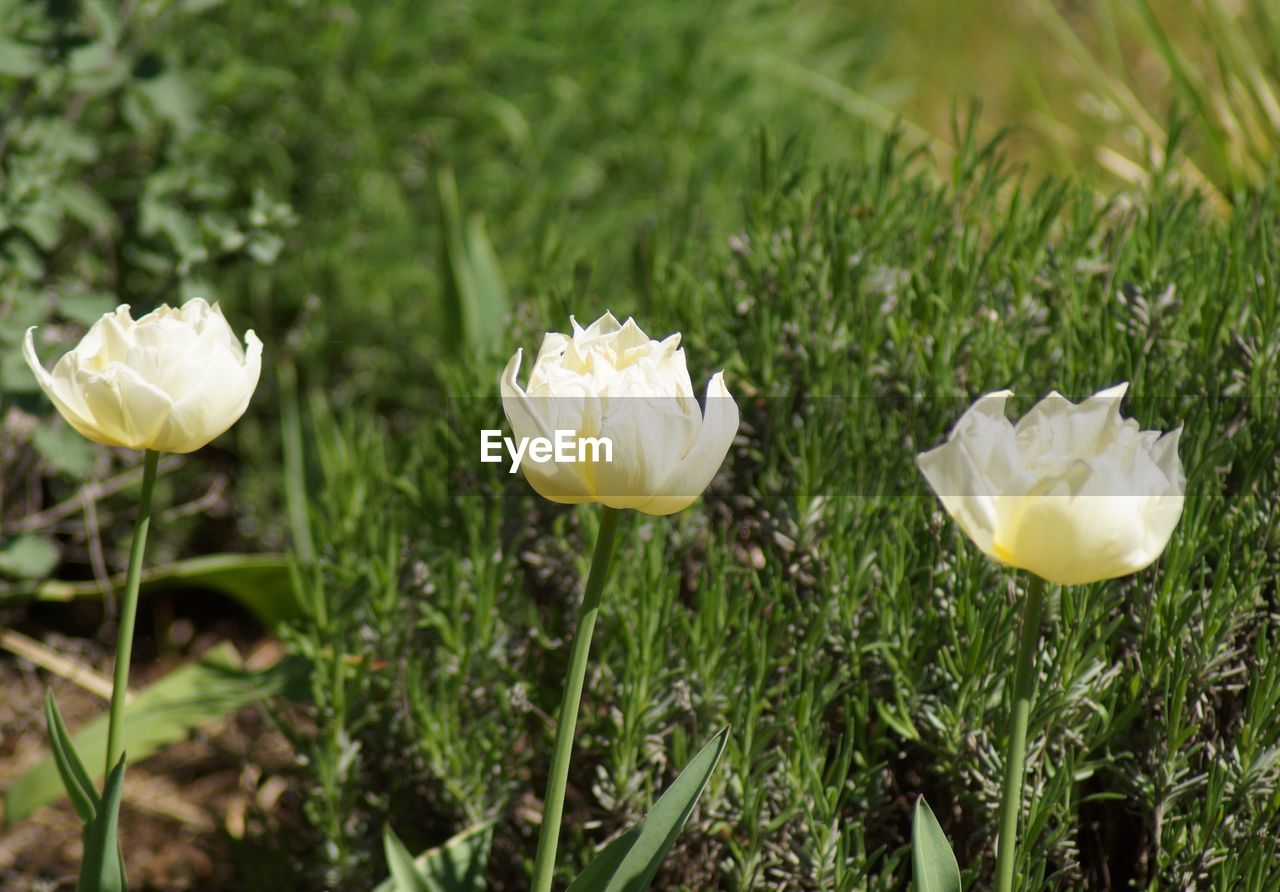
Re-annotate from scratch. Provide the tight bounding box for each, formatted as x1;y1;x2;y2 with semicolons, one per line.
259;127;1280;889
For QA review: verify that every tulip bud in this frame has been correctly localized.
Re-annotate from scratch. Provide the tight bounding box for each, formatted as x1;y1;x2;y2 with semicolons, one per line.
500;312;738;515
24;299;262;454
917;383;1184;585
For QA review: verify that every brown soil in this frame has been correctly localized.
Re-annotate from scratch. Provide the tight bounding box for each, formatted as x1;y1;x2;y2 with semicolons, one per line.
0;630;297;891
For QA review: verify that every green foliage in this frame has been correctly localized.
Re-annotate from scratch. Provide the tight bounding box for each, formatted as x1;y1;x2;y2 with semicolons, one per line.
178;0;873;406
0;0;290;380
0;533;59;578
44;690;99;825
16;552;298;627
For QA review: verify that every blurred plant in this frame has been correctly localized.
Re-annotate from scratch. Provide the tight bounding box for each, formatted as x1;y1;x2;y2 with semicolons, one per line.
178;0;877;409
857;0;1280;211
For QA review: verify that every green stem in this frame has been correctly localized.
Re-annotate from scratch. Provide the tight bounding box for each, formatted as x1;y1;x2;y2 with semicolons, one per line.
104;449;159;775
530;507;623;892
994;574;1047;892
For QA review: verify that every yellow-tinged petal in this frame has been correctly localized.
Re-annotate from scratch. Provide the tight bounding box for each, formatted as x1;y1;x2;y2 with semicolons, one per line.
638;373;739;516
917;383;1184;585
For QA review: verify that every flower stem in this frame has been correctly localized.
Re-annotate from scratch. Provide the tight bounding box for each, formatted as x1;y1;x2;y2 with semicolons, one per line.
104;449;159;776
994;574;1046;892
530;507;622;892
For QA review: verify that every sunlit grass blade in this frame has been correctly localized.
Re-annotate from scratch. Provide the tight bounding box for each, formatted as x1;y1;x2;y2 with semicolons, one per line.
1132;0;1237;192
1025;0;1228;211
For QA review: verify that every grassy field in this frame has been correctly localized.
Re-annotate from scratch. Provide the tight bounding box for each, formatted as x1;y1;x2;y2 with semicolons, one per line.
3;1;1280;890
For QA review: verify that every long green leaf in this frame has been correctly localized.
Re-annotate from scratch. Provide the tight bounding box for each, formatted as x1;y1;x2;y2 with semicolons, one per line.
912;796;961;892
463;212;508;352
375;822;493;892
5;643;309;825
76;752;127;892
44;690;99;824
17;553;297;627
437;168;507;357
566;727;729;892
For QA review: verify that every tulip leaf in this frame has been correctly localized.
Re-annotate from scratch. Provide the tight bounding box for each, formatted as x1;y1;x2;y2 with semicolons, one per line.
76;752;127;892
44;690;99;825
464;212;508;348
566;727;729;892
376;822;492;892
383;825;432;892
4;643;310;825
912;797;961;892
12;553;298;627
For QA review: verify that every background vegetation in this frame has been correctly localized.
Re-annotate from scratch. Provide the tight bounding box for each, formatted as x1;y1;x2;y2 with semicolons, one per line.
2;0;1279;889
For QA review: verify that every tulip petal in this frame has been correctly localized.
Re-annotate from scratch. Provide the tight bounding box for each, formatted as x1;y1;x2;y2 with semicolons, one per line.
500;348;593;502
637;373;739;516
204;301;250;359
1149;427;1184;489
916;390;1015;559
591;393;701;510
23;328;108;444
76;361;175;449
158;329;262;453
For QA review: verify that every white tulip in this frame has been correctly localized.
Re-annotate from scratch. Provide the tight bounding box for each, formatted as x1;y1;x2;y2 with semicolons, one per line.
500;312;738;515
917;383;1184;585
24;299;262;454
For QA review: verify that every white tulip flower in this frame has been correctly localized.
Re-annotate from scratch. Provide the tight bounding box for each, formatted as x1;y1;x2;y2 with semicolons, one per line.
24;299;262;454
917;383;1184;585
500;312;738;515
